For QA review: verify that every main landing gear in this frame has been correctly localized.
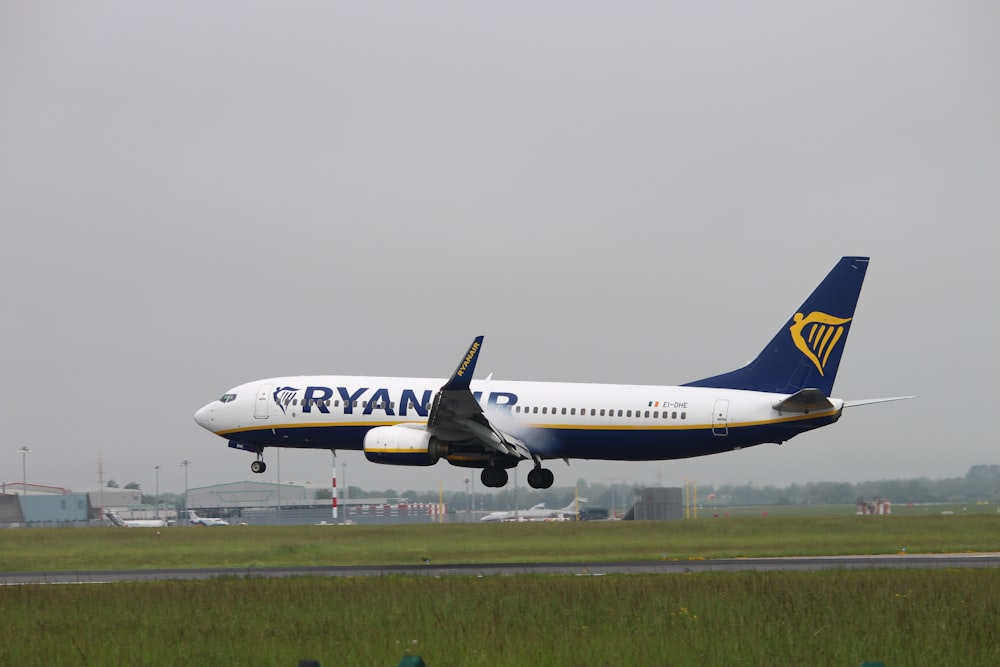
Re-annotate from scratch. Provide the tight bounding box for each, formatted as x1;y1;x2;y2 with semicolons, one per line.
480;463;555;489
480;466;508;488
527;466;554;489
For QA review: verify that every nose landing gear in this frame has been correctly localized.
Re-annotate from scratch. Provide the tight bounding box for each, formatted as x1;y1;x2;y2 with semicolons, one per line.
250;449;267;474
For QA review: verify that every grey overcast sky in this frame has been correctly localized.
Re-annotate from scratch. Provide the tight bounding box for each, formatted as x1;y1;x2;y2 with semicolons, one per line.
2;2;998;496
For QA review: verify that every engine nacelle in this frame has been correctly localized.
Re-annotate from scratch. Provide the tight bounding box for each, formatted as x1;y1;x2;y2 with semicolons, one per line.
363;426;447;466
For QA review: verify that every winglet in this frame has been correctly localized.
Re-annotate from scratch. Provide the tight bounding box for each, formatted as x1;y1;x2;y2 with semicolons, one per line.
442;336;484;391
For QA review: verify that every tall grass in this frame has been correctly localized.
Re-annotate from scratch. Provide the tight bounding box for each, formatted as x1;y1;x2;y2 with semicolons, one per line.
2;570;998;666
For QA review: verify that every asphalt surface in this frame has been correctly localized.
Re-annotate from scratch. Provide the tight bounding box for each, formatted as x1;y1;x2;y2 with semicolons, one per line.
4;553;1000;584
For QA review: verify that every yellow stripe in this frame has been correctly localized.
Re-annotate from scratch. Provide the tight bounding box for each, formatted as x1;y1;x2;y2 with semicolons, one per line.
218;410;838;438
527;410;838;432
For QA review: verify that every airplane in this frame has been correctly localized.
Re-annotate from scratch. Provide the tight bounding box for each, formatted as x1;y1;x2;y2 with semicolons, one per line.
105;510;169;528
481;498;588;522
187;510;229;526
194;256;911;490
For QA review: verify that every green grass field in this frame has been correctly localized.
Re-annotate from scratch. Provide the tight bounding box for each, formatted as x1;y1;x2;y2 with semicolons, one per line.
2;514;998;571
2;515;998;666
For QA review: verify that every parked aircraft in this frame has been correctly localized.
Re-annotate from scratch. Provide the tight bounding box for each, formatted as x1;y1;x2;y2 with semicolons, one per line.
105;510;168;528
481;498;587;522
187;510;229;526
195;257;910;490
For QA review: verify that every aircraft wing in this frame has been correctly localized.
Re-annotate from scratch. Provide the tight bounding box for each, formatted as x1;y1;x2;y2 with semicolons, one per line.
426;336;532;461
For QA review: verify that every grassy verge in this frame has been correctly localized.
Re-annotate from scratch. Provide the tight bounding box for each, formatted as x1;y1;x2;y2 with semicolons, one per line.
2;570;998;666
1;514;997;572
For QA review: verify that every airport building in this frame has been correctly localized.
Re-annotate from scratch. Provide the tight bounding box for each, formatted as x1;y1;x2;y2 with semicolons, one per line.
185;480;447;525
623;487;684;520
0;492;92;527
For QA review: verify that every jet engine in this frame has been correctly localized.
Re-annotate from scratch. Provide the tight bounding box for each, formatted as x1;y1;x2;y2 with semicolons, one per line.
363;426;448;466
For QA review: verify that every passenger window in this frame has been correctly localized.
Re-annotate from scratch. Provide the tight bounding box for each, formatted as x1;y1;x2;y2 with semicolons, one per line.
672;411;677;419
542;407;548;414
617;410;623;417
681;412;687;419
626;410;632;417
570;408;576;415
644;410;650;418
600;409;605;417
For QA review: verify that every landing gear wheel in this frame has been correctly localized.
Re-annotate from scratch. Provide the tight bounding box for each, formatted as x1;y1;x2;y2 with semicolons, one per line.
251;460;267;474
527;467;554;489
481;466;509;488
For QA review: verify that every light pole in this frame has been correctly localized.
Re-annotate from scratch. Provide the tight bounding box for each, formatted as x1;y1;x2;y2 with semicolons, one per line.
464;478;470;522
154;465;161;518
342;462;348;524
180;460;191;519
18;446;30;494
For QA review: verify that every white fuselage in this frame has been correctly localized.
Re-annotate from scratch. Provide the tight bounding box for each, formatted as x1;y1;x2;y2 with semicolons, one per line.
195;375;843;463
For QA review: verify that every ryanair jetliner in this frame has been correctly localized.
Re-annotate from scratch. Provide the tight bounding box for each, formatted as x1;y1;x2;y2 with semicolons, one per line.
194;257;909;489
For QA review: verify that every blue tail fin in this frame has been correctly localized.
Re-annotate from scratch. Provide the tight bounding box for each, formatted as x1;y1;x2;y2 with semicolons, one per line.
683;256;869;396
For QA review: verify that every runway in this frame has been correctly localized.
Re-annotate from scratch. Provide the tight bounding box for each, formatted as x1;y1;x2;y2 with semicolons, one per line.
3;553;999;585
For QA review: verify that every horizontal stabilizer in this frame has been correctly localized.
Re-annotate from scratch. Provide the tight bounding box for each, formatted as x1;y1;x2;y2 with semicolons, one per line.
844;396;915;408
772;389;835;414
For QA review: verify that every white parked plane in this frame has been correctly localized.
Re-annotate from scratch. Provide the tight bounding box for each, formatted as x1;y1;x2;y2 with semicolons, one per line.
105;510;168;528
195;257;910;490
481;498;587;522
187;510;229;526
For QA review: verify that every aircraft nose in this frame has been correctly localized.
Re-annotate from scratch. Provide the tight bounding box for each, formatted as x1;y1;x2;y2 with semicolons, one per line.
194;403;215;431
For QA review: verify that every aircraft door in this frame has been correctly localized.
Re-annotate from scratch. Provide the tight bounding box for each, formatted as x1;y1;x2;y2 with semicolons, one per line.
254;384;272;419
713;399;729;436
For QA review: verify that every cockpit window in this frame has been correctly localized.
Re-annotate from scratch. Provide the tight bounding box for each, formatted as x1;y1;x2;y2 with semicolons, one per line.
219;394;237;403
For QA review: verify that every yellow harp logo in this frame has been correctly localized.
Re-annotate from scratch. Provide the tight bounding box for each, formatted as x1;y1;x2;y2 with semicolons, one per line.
789;311;852;376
